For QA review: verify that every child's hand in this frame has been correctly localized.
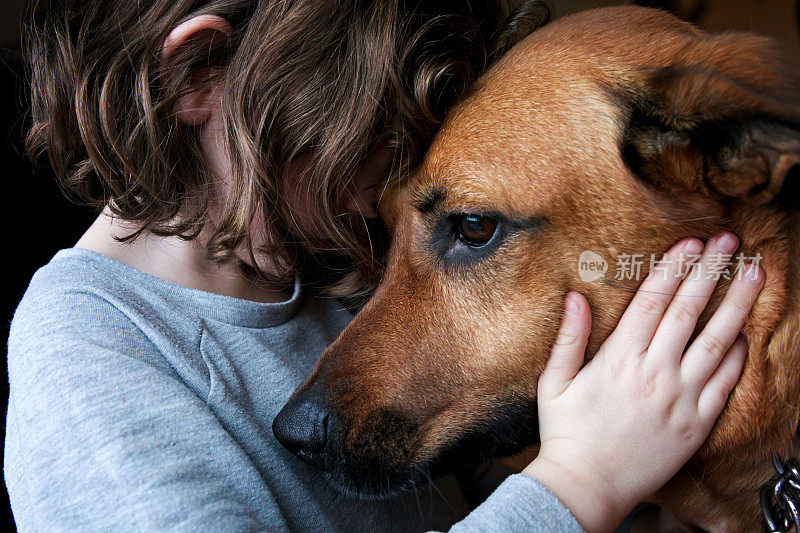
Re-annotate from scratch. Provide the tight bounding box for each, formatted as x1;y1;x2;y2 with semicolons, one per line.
523;233;764;532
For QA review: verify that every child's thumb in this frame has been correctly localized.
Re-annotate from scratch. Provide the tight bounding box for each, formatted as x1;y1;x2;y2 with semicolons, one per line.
540;292;591;397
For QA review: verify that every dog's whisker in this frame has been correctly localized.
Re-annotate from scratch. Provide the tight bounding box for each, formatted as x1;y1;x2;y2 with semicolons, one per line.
412;481;423;521
421;468;456;515
674;216;717;222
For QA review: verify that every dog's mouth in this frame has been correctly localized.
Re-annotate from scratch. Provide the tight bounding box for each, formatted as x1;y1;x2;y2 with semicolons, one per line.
314;396;541;498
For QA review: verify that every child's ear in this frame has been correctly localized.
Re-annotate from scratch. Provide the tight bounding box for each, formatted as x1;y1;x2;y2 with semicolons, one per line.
161;15;232;127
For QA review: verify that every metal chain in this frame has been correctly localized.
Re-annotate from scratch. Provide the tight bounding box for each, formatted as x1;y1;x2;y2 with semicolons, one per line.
762;456;800;532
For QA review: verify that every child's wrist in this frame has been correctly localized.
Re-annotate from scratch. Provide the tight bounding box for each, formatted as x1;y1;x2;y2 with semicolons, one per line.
522;453;631;532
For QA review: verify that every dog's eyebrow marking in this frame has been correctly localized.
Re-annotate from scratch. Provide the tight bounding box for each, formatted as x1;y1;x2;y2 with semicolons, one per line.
413;186;445;214
516;216;547;233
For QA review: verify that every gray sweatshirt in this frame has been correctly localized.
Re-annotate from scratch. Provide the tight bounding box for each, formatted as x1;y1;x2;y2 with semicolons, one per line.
5;248;582;532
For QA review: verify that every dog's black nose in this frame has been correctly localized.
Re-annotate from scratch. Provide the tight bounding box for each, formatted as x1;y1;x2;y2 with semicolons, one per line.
272;393;329;470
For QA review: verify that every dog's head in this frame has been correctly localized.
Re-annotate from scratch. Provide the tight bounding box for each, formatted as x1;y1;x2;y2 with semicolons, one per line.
274;6;800;526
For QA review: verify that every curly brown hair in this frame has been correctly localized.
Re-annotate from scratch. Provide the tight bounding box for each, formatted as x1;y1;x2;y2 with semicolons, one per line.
24;0;551;293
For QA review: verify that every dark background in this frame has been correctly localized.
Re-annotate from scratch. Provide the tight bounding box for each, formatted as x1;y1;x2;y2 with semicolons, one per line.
1;0;799;530
2;0;94;527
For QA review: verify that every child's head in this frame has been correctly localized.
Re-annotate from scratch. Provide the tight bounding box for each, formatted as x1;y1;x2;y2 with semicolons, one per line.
24;0;550;292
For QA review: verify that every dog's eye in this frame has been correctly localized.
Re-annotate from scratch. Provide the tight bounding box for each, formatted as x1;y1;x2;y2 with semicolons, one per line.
455;214;498;247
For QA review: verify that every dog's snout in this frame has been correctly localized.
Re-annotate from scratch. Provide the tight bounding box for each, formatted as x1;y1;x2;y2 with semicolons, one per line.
272;393;329;470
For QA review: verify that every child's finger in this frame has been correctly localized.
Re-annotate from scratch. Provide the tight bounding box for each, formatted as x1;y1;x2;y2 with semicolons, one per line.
540;292;591;398
648;232;739;363
681;263;763;391
697;334;748;422
613;238;704;350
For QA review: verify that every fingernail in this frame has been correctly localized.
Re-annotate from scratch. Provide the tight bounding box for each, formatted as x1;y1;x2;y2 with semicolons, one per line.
743;263;762;283
565;294;579;316
715;232;739;254
683;238;704;256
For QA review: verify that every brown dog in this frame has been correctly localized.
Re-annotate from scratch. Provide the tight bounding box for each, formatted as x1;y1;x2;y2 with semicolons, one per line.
273;6;800;531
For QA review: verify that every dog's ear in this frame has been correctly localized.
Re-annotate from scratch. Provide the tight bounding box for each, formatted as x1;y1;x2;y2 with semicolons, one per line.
620;32;800;208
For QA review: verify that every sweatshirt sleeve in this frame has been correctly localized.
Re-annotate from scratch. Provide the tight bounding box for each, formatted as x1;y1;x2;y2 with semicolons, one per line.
5;286;287;532
7;263;582;533
446;474;584;532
